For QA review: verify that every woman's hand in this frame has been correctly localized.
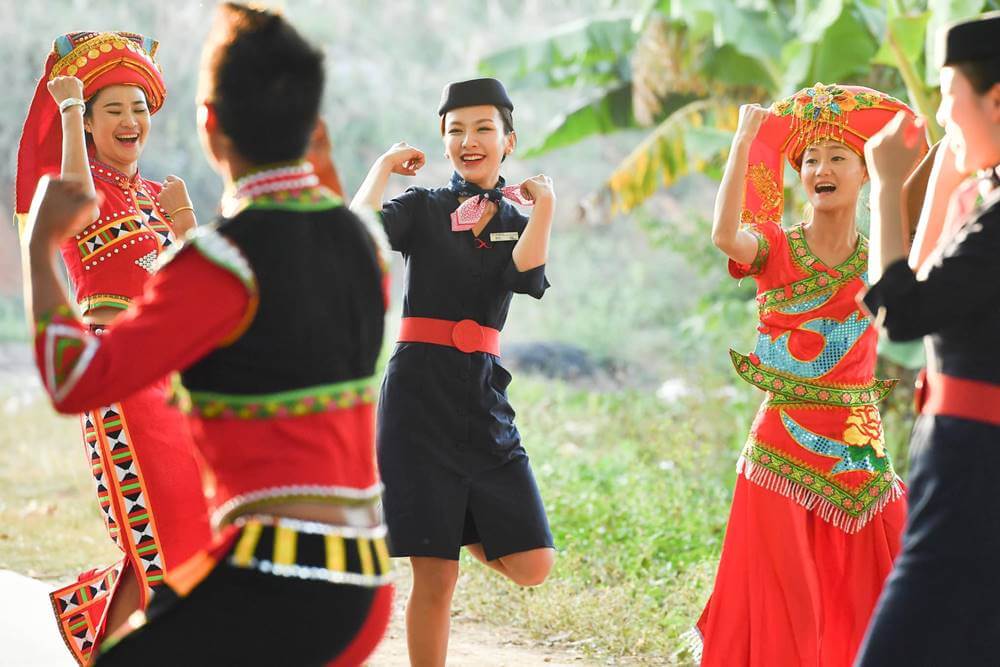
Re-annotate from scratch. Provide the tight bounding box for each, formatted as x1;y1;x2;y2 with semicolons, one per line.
160;176;196;238
47;76;85;105
379;142;426;176
160;175;193;215
865;112;927;186
25;176;100;248
519;174;555;204
734;104;769;147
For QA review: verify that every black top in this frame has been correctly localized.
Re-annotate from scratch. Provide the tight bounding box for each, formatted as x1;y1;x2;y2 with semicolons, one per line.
377;186;548;462
864;191;1000;384
382;186;548;324
182;204;385;394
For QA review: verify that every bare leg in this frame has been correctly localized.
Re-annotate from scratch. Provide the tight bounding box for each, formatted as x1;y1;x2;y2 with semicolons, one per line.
406;557;460;667
464;544;554;587
102;564;143;639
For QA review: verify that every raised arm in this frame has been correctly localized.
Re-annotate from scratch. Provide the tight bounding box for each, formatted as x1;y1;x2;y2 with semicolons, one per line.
512;174;555;271
865;112;926;283
908;137;966;270
711;104;769;265
350;142;426;214
48;76;99;223
158;175;198;240
23;178;253;412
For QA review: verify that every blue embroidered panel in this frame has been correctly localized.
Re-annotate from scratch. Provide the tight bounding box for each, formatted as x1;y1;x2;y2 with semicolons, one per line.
753;312;869;379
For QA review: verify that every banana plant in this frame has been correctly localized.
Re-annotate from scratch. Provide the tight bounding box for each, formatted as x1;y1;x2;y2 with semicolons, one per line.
478;0;992;213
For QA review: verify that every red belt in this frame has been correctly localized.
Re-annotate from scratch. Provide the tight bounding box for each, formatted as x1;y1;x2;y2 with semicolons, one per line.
915;370;1000;426
398;317;500;355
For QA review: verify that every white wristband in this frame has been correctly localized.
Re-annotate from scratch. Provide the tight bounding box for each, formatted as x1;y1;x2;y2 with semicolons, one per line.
59;97;85;114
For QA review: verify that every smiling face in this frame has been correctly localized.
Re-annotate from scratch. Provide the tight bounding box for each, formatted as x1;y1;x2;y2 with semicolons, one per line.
937;66;1000;174
442;105;515;188
84;84;150;175
798;140;868;214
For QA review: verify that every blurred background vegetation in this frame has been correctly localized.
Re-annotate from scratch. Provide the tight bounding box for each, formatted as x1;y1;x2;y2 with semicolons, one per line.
0;0;995;663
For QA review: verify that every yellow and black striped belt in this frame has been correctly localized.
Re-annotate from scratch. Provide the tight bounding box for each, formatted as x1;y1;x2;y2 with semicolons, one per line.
229;515;392;587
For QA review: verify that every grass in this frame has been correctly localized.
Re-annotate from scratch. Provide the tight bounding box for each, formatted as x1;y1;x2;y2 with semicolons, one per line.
0;363;751;664
453;375;758;664
0;393;120;581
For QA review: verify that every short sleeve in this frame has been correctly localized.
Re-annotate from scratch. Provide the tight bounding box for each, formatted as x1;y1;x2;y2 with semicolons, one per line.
380;187;426;253
728;221;781;279
502;262;549;299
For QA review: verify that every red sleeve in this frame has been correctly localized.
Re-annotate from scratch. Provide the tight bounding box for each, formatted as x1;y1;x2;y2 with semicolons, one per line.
35;247;254;413
728;221;782;279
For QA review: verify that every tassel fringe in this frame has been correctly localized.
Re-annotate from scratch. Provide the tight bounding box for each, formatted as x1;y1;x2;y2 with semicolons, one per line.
736;456;904;534
675;627;703;665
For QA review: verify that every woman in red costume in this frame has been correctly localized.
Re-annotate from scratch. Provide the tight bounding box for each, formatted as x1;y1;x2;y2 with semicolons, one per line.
693;84;924;666
14;32;210;665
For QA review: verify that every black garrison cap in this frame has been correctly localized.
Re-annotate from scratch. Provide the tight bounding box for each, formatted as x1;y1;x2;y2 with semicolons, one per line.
937;11;1000;67
438;78;513;116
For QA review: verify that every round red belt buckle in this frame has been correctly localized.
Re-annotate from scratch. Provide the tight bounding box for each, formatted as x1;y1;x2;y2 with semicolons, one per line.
452;319;483;353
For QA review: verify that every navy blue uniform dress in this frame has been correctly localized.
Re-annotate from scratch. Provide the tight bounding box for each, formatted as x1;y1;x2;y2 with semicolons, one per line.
377;186;554;560
856;185;1000;666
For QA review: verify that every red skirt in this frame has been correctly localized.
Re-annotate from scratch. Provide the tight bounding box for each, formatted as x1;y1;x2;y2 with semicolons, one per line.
50;378;211;666
695;476;906;667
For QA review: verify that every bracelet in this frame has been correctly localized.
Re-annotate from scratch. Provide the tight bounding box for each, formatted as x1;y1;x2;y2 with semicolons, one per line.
59;98;85;113
169;205;195;217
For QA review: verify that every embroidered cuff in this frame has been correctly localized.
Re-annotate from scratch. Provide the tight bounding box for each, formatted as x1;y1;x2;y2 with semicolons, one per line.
728;226;770;279
34;305;98;405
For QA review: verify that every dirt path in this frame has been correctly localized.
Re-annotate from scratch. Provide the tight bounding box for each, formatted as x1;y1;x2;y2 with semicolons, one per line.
369;564;597;666
1;569;596;666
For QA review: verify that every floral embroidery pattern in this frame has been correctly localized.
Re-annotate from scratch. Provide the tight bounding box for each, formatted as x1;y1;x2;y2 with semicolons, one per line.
730;349;896;407
843;405;887;459
169;376;376;420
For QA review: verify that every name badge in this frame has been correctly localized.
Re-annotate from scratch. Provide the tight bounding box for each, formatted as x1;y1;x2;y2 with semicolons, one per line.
490;232;519;242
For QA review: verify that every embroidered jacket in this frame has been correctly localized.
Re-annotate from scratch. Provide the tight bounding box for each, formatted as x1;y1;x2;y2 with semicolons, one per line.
61;159;178;315
729;219;903;533
36;164;386;528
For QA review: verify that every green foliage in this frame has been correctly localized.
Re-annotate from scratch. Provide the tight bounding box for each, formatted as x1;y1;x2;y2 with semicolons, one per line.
521;84;638;157
458;376;744;659
478;15;638;89
480;0;994;212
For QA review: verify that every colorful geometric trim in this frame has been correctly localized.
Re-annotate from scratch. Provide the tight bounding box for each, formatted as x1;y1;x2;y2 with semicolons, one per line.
739;436;904;533
50;563;121;666
76;217;144;260
48;32;164;112
78;293;132;313
730;349;897;406
170;375;376;419
734;224;771;277
243;186;343;213
227;516;392;588
38;311;99;404
83;404;167;590
757;225;868;313
221;162;327;217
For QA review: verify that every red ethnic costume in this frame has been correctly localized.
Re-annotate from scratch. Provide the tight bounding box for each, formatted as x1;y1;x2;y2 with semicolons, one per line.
693;85;922;666
14;32;210;665
32;164;393;666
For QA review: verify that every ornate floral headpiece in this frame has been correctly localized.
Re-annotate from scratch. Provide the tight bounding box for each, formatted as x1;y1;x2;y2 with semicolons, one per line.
15;31;167;221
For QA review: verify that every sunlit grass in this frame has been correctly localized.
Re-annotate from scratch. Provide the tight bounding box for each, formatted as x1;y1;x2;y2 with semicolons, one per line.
0;394;120;581
455;376;753;663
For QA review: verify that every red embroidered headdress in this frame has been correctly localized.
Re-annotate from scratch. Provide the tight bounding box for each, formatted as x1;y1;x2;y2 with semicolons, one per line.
742;83;921;226
14;31;166;223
